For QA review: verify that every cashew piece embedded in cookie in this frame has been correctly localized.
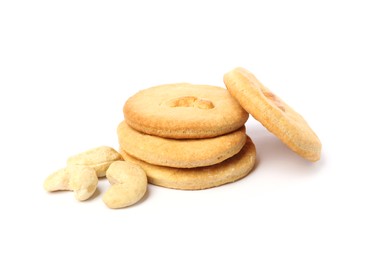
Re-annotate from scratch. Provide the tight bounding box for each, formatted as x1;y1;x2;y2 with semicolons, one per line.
44;165;98;201
67;146;123;177
103;161;147;209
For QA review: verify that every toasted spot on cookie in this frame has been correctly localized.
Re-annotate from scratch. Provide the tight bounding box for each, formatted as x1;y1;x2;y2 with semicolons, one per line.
166;96;215;109
262;91;286;112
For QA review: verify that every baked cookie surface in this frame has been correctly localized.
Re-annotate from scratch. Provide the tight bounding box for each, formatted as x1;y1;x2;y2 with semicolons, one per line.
223;67;321;161
119;137;256;190
118;121;246;168
123;83;249;139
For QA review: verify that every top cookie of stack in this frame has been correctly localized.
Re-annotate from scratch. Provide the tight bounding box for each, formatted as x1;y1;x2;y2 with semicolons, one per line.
124;83;249;139
119;83;256;190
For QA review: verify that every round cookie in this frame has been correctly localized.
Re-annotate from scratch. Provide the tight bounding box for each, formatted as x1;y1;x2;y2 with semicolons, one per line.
119;137;256;190
117;121;247;168
223;67;321;161
123;83;249;139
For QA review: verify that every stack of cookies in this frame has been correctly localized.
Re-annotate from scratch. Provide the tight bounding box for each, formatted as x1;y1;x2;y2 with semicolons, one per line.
117;83;257;190
117;67;322;190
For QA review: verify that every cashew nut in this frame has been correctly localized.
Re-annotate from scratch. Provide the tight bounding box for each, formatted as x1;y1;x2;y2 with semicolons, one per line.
67;146;123;177
102;161;147;209
44;165;98;201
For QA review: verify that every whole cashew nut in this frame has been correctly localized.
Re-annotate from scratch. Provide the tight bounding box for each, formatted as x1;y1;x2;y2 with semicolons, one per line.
103;161;147;209
44;165;98;201
67;146;123;177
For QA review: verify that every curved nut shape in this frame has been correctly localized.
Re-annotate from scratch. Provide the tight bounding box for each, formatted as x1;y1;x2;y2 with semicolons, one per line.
103;161;147;209
67;146;123;177
44;165;98;201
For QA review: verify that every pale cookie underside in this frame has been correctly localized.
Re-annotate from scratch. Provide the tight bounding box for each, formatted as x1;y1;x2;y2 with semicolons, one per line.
124;83;249;139
117;121;247;168
223;67;321;162
120;137;256;190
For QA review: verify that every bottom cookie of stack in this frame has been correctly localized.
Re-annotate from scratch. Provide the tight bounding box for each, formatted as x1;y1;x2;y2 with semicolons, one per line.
119;137;256;190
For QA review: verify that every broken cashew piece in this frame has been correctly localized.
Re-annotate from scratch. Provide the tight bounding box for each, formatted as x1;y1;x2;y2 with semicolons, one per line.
103;161;147;209
44;165;98;201
67;146;123;177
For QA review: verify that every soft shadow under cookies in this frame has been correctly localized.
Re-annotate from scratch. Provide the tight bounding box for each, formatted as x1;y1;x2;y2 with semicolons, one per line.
247;123;324;174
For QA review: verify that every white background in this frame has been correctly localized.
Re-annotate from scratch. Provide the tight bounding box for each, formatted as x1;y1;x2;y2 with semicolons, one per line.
1;0;374;259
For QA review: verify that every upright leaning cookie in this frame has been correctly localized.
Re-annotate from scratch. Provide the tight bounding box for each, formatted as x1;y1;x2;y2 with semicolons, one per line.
124;83;249;139
224;67;321;161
